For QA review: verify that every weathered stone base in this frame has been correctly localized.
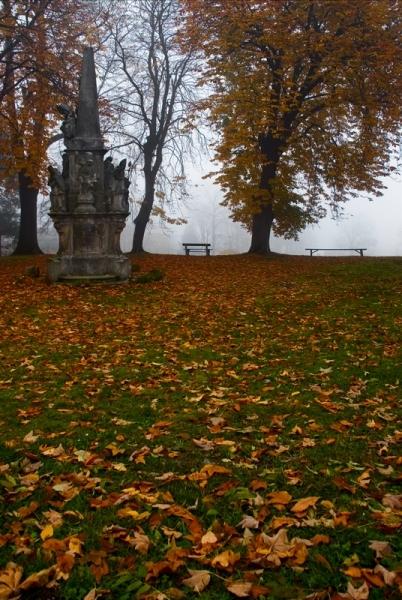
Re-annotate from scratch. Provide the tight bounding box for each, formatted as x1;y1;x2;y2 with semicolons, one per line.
48;255;131;283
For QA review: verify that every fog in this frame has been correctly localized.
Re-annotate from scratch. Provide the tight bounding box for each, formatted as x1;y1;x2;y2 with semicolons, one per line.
41;164;401;257
123;166;401;257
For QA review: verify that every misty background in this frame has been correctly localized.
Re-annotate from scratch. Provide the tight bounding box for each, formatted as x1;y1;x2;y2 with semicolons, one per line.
39;158;401;257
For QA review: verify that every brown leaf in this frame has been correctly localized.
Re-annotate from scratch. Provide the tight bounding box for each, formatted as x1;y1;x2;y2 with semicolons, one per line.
373;564;396;585
23;430;39;443
0;562;23;599
127;531;151;554
333;477;356;494
369;540;393;559
338;581;369;600
56;552;75;578
238;515;259;529
15;501;39;519
382;494;402;509
182;570;211;593
226;581;253;597
19;565;57;591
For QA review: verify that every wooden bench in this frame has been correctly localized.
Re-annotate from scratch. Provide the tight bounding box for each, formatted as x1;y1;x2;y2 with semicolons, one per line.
183;243;211;256
306;248;367;257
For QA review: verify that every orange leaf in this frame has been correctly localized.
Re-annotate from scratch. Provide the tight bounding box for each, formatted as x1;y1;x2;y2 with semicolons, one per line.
291;496;319;513
211;550;241;570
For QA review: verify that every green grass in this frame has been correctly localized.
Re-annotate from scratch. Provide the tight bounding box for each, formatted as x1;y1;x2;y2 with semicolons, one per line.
0;254;401;599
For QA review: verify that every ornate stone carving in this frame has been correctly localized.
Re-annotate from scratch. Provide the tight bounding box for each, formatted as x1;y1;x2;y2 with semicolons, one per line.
48;47;131;282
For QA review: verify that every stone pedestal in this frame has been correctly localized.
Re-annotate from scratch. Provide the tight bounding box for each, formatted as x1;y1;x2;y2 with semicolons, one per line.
48;212;130;282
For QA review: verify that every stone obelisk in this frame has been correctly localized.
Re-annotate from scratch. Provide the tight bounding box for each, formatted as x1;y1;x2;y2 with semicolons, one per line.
48;47;131;282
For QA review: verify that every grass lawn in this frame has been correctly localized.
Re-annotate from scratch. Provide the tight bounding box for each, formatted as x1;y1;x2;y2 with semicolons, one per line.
0;253;401;600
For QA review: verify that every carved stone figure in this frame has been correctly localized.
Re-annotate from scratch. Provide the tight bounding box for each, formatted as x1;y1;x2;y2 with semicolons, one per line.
57;104;76;149
112;159;127;212
48;165;66;212
104;156;114;210
123;176;130;213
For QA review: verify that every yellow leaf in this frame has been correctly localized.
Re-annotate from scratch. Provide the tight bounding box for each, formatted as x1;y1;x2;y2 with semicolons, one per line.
68;537;83;555
40;524;54;541
211;550;240;569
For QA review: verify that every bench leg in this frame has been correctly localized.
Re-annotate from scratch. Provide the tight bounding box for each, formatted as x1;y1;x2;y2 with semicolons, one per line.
185;249;190;255
206;249;210;256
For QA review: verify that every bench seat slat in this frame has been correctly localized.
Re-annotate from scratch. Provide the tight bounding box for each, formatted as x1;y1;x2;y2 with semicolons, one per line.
306;248;366;256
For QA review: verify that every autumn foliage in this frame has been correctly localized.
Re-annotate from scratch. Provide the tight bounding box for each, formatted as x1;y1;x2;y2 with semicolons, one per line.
0;0;100;187
181;0;402;253
0;0;102;254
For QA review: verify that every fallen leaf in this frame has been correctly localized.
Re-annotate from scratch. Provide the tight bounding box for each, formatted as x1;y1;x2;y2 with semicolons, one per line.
369;540;393;559
23;430;39;443
373;563;396;585
382;494;402;509
338;581;369;600
40;524;54;541
266;490;292;507
226;580;253;597
182;570;211;592
201;531;218;545
0;562;23;598
238;515;259;529
291;496;319;513
19;565;57;591
211;550;241;570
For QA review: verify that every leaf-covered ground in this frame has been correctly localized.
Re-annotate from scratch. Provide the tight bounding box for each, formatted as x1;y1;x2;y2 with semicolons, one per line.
0;254;401;600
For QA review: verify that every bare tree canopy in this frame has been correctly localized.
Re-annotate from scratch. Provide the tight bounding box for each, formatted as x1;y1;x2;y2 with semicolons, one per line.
101;0;201;253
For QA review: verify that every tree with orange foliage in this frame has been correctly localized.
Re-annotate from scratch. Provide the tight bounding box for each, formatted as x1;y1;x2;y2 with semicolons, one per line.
181;0;402;254
0;0;101;254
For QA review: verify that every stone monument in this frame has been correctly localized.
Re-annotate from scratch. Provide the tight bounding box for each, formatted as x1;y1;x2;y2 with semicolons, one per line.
48;47;131;282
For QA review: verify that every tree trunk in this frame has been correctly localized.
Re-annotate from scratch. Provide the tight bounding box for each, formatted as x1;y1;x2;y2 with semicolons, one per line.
131;175;155;254
249;203;274;254
13;171;42;255
132;202;151;253
248;154;277;254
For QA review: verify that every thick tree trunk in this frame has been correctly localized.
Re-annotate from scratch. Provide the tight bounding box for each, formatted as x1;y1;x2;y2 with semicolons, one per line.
131;176;155;254
13;171;42;255
248;154;277;254
249;203;274;254
132;202;152;253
